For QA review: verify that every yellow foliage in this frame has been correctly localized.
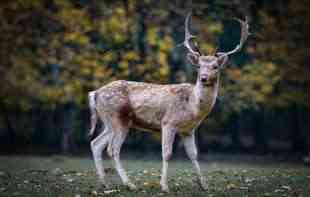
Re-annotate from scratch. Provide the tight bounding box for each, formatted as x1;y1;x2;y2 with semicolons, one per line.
64;32;89;45
123;51;140;61
226;69;242;81
81;67;92;76
98;7;130;44
135;64;147;73
102;52;114;62
127;0;137;11
77;35;89;46
261;84;273;95
17;0;43;9
151;132;161;141
114;7;126;16
94;67;111;79
159;65;169;77
45;87;64;102
120;69;129;77
54;0;72;8
200;43;216;55
146;27;158;46
64;32;78;42
109;17;123;31
119;61;129;69
159;37;173;52
203;22;222;34
113;33;126;44
255;93;265;103
158;52;167;66
63;84;74;96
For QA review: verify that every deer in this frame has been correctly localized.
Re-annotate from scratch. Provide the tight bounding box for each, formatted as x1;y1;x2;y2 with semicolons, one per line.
88;13;250;192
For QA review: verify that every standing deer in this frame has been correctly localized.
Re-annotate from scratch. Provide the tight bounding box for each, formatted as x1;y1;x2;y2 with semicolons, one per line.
88;13;249;192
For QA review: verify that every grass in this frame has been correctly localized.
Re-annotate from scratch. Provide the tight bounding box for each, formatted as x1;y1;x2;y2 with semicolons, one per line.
0;154;310;197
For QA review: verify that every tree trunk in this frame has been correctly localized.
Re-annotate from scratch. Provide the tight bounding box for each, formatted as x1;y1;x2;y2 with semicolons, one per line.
230;112;242;151
61;102;76;154
253;108;268;154
0;103;17;146
291;104;305;153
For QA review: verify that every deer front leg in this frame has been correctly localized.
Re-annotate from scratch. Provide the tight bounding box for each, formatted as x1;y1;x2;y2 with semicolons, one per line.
160;126;177;192
183;132;208;190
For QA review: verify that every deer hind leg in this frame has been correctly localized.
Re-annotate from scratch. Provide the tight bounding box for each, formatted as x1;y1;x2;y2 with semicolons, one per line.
182;132;208;190
108;116;136;190
90;125;112;186
160;126;177;192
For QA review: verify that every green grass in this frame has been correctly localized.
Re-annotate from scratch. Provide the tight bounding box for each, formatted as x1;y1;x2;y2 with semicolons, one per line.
0;154;310;197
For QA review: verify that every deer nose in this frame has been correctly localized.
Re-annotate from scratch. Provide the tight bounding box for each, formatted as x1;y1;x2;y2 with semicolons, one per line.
201;75;208;82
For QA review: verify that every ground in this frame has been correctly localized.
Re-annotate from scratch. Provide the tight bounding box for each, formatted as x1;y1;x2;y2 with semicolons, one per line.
0;154;310;197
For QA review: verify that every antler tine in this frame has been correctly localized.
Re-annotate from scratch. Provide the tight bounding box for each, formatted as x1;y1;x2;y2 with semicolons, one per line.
217;16;250;57
183;13;201;56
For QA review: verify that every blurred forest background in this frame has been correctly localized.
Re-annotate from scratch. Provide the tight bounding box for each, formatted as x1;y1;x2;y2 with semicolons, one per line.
0;0;309;156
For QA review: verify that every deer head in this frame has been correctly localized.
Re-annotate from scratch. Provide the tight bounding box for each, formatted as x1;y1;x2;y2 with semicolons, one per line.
183;13;250;86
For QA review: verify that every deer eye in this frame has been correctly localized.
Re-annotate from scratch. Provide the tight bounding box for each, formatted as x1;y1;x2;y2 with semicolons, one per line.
213;65;219;69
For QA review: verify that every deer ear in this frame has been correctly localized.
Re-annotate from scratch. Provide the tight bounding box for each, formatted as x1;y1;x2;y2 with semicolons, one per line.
187;53;199;65
217;55;228;68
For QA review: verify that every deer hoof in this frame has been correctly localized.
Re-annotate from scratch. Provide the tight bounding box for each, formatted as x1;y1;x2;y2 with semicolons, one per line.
98;177;106;184
127;182;137;190
198;179;208;191
160;184;169;192
98;178;111;189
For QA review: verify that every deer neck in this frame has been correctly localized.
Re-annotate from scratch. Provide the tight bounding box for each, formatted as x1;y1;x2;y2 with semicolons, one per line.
192;73;220;116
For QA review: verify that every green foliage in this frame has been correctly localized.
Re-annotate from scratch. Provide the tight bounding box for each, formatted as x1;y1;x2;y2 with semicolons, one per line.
0;0;173;109
1;0;309;151
221;61;280;112
252;0;310;107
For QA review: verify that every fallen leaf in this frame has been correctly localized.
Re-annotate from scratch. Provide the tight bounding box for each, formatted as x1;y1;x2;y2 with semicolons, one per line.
245;177;255;183
0;171;6;176
281;185;292;191
90;190;98;196
274;189;284;193
103;189;120;194
104;168;115;174
52;168;62;175
151;173;159;176
143;181;159;187
226;183;238;190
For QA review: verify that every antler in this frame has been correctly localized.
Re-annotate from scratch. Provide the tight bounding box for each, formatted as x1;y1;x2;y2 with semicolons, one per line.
217;16;250;57
183;13;201;56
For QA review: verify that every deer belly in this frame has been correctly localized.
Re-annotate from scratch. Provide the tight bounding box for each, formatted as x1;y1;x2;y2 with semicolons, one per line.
177;120;199;134
131;107;162;132
175;113;204;135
